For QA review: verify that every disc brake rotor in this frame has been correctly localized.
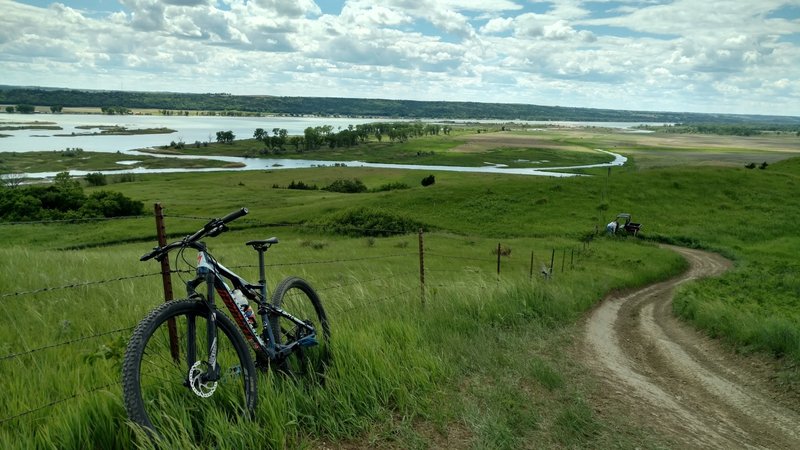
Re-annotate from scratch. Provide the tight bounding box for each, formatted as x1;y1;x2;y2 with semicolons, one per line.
188;361;218;398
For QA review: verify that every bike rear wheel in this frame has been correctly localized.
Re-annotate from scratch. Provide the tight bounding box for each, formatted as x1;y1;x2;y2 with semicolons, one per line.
122;300;257;438
270;277;330;377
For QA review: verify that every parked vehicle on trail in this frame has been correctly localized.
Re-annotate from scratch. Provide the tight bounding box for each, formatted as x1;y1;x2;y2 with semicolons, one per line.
615;213;642;236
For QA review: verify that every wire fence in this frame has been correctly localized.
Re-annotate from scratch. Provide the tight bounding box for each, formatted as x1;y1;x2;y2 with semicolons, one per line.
0;206;598;428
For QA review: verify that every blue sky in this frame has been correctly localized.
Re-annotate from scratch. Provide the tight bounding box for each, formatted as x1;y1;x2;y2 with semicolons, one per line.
2;0;800;116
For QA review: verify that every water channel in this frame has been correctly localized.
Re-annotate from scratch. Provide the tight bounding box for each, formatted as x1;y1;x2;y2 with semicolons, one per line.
1;113;651;177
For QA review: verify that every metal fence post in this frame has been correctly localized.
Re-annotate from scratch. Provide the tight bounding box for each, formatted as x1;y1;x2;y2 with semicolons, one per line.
154;203;179;363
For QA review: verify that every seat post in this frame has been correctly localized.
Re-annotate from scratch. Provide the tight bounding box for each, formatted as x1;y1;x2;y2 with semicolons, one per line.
256;247;268;300
245;237;278;301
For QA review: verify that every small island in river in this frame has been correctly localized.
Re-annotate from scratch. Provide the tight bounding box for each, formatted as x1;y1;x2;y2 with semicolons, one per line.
55;125;176;136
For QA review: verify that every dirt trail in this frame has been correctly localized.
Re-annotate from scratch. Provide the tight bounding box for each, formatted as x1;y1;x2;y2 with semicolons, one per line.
582;246;800;449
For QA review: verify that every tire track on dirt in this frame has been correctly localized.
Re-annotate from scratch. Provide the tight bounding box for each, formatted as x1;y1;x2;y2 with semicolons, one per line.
583;246;800;449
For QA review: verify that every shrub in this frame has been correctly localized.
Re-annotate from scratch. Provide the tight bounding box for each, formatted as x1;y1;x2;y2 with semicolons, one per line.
316;207;426;237
288;180;318;190
421;175;435;187
80;191;144;217
373;182;410;192
85;172;107;186
0;173;144;221
745;162;756;169
323;178;367;193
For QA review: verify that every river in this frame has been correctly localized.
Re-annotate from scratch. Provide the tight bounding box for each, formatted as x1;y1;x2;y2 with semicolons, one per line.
1;113;645;177
0;114;387;153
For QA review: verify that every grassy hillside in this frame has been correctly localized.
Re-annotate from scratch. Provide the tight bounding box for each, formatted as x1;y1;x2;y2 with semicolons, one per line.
1;128;799;448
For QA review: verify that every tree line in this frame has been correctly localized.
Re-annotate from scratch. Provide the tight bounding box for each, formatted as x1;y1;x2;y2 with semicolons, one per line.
637;123;800;136
217;122;452;152
4;86;799;125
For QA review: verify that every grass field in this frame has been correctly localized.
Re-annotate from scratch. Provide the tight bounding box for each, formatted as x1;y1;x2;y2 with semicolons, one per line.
1;127;799;448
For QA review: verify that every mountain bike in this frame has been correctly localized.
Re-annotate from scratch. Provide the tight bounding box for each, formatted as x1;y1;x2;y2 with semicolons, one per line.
121;208;330;437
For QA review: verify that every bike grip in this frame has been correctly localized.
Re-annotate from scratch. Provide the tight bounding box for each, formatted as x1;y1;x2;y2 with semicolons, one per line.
140;250;157;261
220;207;248;224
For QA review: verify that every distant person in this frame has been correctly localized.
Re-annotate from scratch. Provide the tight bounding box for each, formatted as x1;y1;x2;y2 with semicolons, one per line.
606;220;618;235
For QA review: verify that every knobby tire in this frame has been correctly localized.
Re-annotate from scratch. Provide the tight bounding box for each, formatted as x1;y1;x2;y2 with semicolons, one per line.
269;277;331;378
121;300;257;440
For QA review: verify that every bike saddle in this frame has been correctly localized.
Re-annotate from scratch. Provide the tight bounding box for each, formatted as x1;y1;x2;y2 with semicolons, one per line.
245;237;279;250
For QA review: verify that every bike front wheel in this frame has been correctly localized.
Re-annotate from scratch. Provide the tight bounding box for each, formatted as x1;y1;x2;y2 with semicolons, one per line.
270;277;331;377
122;300;257;439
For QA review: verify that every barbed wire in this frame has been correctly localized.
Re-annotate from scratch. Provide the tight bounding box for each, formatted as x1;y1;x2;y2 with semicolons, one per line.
0;207;594;430
426;268;481;275
162;214;214;221
425;252;496;263
317;270;418;292
225;252;416;270
0;326;135;362
330;288;415;314
0;272;164;299
160;215;427;236
0;382;118;425
0;215;147;226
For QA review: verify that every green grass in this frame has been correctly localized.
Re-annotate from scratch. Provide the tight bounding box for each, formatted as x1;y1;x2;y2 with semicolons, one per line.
152;129;612;168
0;232;683;449
1;126;800;448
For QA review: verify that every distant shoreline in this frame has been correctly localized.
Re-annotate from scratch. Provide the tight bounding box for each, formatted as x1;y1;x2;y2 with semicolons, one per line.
3;86;799;124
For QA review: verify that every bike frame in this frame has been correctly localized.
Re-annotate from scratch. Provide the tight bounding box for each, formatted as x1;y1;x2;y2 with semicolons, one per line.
184;241;316;368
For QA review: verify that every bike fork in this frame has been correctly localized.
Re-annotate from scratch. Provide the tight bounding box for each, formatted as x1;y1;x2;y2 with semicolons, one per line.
203;271;221;382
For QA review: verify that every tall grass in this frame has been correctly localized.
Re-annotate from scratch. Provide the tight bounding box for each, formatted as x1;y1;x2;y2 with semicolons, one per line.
0;232;682;449
2;133;800;446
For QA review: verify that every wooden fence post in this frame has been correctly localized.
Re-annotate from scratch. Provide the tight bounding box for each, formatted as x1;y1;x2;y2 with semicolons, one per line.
154;203;179;363
497;243;502;278
561;249;566;273
418;229;425;306
529;250;534;281
549;249;555;277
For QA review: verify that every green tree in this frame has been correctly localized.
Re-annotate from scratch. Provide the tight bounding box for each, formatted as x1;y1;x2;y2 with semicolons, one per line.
4;106;14;113
289;136;304;151
50;105;63;113
15;104;35;114
304;127;321;150
253;128;265;142
215;130;235;144
85;172;107;186
271;128;287;150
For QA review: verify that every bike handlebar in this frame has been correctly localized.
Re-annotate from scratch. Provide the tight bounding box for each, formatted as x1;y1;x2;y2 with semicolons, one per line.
140;208;249;261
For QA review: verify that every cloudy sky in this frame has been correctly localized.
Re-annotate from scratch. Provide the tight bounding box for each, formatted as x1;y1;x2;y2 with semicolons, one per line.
2;0;799;116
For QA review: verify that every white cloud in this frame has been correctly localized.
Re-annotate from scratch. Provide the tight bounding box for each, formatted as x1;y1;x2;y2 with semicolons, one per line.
119;0;166;31
251;0;321;17
0;0;797;116
481;17;513;34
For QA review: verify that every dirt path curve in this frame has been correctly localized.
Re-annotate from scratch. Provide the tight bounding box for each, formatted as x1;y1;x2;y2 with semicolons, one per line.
582;246;800;449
